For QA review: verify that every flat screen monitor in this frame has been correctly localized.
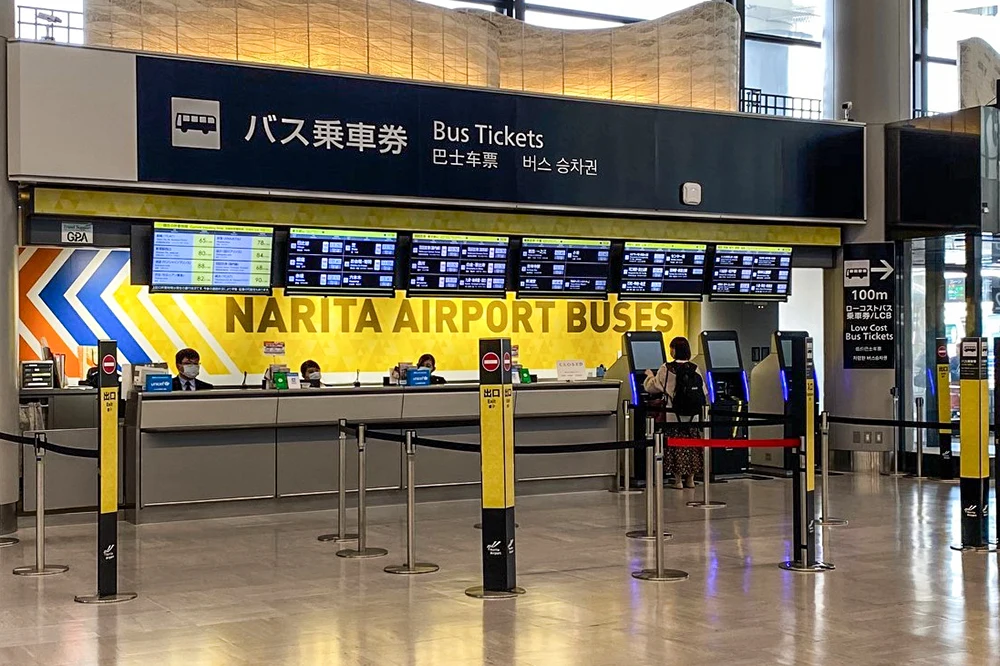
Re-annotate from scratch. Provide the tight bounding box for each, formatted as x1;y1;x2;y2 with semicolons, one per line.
285;227;397;297
150;222;274;295
709;245;792;300
629;340;666;372
780;339;794;368
408;233;509;297
517;237;611;298
706;339;741;370
619;242;707;300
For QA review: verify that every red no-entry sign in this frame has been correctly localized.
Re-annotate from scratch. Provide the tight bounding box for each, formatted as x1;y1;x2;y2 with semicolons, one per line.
101;354;116;375
502;352;512;372
482;352;500;372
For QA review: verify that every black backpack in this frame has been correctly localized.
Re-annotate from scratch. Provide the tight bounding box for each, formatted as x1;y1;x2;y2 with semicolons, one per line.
668;362;706;417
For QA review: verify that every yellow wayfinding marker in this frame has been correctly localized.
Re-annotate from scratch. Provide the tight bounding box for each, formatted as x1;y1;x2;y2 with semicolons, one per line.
467;338;522;599
954;337;990;551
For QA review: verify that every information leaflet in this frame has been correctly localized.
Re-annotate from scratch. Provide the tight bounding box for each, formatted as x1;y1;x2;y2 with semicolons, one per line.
709;245;792;299
843;242;895;369
285;228;397;296
619;242;706;300
517;238;610;298
151;222;273;295
408;233;509;296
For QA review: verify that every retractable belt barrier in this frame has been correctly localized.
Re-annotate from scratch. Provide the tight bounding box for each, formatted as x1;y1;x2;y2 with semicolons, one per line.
0;431;99;459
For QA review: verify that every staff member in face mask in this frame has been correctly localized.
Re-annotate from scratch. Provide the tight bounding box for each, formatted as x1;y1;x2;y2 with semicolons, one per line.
416;353;447;385
300;359;323;388
172;348;213;392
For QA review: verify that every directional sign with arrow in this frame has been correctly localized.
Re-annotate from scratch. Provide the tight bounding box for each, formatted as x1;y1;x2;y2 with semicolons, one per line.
843;243;896;370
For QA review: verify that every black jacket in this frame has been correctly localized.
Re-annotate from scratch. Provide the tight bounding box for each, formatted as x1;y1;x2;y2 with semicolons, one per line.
172;376;214;392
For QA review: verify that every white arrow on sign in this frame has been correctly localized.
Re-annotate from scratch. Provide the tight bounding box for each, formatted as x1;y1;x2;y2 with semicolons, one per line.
871;259;894;280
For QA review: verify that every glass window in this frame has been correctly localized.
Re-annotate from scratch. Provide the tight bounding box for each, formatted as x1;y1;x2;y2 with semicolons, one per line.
927;61;959;113
745;0;825;42
414;0;500;11
527;0;703;21
926;0;1000;59
524;10;621;29
745;39;824;100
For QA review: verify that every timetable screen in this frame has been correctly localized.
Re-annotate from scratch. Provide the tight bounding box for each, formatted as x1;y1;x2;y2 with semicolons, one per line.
285;227;397;296
408;233;509;296
150;222;273;295
709;245;792;300
517;238;611;298
620;242;707;300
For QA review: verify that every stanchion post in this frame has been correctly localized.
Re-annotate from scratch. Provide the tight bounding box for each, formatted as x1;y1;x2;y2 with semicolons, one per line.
779;336;832;573
627;416;671;540
632;431;688;583
76;339;136;604
319;419;358;543
611;402;640;495
337;424;388;559
884;387;907;477
688;404;725;509
915;397;924;479
14;433;68;576
816;411;847;527
385;431;439;575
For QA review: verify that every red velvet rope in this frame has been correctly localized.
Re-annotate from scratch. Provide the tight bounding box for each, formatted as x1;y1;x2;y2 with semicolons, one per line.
668;438;799;449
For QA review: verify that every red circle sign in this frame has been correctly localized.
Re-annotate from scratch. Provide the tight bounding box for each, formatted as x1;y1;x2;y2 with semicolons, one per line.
101;354;116;375
937;345;948;361
503;352;512;372
482;352;500;372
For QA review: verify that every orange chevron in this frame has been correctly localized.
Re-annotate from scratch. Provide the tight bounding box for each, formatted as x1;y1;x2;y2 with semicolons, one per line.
18;249;81;377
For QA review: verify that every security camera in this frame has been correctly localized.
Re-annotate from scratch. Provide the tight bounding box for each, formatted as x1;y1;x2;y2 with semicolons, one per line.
841;101;853;122
36;12;62;23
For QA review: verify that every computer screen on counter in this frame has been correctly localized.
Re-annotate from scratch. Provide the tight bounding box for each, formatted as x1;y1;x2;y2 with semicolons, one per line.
285;227;397;297
517;237;611;298
629;340;666;372
706;339;741;370
407;232;509;297
150;222;274;295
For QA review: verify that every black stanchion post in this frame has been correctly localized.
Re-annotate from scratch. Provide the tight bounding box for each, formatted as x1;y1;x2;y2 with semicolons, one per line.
632;431;688;583
318;419;358;543
914;397;925;480
627;416;671;540
76;340;136;604
610;402;641;495
337;424;388;558
780;336;832;573
951;337;993;551
14;433;68;577
466;338;523;599
935;338;955;480
385;430;439;575
816;411;847;527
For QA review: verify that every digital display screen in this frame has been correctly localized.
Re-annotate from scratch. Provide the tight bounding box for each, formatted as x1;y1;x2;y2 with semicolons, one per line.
629;340;665;372
780;339;793;368
151;222;273;295
706;339;741;370
408;233;509;296
517;237;611;297
620;242;707;299
285;227;397;296
710;245;792;300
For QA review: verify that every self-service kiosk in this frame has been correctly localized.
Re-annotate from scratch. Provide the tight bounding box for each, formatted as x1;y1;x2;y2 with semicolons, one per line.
694;331;750;477
606;331;667;483
749;331;817;475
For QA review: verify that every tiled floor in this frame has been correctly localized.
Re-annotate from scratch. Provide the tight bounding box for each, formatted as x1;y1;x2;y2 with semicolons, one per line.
0;474;997;665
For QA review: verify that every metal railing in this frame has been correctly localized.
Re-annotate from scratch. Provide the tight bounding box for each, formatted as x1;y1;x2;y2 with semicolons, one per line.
740;88;823;120
15;6;84;44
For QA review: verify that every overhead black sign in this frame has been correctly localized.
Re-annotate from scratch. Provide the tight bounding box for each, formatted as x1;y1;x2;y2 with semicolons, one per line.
843;242;896;369
136;56;865;221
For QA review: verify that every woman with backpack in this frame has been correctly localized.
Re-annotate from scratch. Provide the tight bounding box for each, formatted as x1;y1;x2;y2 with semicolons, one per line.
644;336;709;490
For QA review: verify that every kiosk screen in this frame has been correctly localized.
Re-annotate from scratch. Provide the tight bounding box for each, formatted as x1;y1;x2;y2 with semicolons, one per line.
630;340;665;371
780;339;793;368
707;340;741;369
151;222;273;295
285;227;397;296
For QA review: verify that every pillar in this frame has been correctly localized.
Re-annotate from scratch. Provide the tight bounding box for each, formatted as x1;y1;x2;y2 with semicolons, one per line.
822;0;912;463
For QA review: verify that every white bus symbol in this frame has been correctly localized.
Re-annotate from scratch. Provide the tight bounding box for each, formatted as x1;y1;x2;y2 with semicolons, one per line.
175;113;217;134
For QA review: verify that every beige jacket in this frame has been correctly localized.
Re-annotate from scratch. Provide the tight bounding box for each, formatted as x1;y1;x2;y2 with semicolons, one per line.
643;361;708;423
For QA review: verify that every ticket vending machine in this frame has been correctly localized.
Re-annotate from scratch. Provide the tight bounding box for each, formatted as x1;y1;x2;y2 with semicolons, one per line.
749;331;810;475
695;331;750;477
605;331;667;483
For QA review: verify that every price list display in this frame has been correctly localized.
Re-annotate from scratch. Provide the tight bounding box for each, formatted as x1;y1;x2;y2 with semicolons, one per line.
710;245;792;300
285;228;397;296
517;238;611;298
619;242;707;299
408;233;509;296
151;222;274;295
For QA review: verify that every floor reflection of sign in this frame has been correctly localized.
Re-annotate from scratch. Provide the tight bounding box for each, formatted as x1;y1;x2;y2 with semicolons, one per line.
843;243;896;370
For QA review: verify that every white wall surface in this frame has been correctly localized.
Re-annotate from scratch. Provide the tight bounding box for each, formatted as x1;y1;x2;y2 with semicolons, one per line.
780;267;825;409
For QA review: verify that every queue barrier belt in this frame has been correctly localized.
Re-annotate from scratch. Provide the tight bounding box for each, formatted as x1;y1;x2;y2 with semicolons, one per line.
826;415;955;430
0;431;99;459
668;437;799;449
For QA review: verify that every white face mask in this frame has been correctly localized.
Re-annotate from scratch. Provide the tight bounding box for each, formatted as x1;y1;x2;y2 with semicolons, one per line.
307;371;321;381
181;363;200;380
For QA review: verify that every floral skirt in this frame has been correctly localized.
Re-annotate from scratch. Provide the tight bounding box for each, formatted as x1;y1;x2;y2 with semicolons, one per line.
661;422;704;476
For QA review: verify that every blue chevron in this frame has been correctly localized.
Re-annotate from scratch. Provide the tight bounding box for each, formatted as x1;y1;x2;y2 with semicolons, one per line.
39;250;99;349
77;251;151;364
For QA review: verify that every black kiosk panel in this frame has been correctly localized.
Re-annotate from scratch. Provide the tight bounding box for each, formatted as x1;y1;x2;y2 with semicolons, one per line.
624;331;666;402
700;330;750;477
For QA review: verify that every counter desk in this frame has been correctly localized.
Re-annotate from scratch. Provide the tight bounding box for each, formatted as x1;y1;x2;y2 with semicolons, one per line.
125;380;620;523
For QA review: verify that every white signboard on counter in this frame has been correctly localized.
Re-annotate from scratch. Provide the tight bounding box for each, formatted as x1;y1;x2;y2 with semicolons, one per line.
556;360;587;382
